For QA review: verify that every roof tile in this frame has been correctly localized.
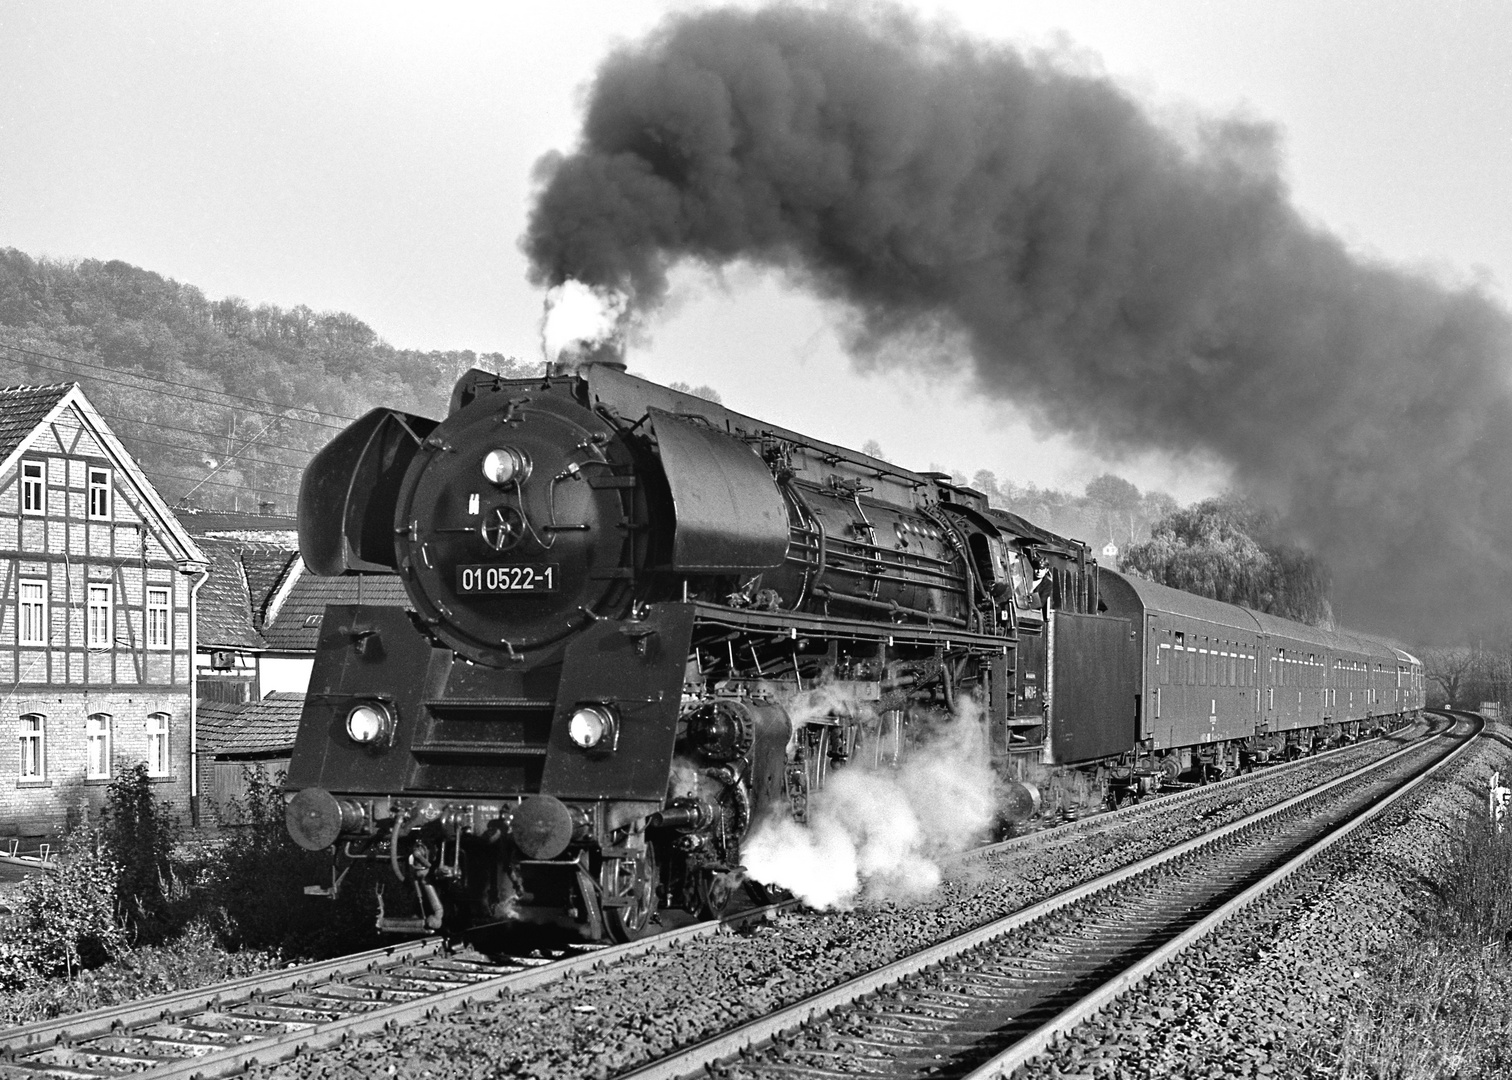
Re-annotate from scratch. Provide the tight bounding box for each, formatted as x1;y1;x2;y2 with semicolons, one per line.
177;509;299;546
262;568;410;651
195;541;265;650
197;692;305;757
0;384;72;464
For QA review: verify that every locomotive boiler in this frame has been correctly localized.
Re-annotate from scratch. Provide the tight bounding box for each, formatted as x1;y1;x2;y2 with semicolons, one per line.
283;362;1096;940
282;362;1423;941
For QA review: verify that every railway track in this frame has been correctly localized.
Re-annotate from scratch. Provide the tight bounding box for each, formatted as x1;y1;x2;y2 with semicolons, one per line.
970;717;1427;863
611;714;1474;1080
0;902;795;1080
0;717;1436;1080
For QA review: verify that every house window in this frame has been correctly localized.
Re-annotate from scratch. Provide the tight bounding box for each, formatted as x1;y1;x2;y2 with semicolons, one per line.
147;587;170;648
87;468;111;519
86;713;111;779
87;584;113;648
146;713;169;776
20;461;44;515
18;579;47;646
18;714;44;780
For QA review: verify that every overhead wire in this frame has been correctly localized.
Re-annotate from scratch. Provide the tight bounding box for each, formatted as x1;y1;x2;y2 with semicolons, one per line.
147;469;299;501
0;340;354;507
94;409;328;458
91;426;308;473
0;341;357;430
0;338;359;423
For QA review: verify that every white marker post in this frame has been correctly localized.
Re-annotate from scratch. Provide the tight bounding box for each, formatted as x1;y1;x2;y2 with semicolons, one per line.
1491;768;1511;834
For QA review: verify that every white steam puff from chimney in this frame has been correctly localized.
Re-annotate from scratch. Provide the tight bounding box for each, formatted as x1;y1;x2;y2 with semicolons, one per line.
540;280;628;368
743;703;998;910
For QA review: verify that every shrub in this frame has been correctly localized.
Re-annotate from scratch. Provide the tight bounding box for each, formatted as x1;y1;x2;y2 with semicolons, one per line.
99;763;182;941
0;764;380;1011
200;765;380;956
0;828;125;991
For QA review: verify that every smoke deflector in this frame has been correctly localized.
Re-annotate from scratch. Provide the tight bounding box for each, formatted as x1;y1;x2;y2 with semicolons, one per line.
648;408;789;573
299;408;439;575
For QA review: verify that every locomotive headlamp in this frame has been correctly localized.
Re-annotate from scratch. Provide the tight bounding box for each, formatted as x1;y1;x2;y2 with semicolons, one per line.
345;701;393;746
481;446;532;486
567;704;619;751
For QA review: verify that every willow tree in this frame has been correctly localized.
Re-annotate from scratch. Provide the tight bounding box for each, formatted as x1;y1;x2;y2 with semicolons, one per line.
1122;496;1333;627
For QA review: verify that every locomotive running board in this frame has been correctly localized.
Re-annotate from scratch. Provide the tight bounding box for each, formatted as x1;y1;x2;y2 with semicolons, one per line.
687;600;1010;651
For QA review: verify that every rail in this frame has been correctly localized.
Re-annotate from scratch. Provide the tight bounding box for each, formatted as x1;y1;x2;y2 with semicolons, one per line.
0;713;1437;1079
609;714;1471;1079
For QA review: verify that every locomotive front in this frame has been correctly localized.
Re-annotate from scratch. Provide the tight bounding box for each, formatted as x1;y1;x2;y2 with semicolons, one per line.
283;371;794;940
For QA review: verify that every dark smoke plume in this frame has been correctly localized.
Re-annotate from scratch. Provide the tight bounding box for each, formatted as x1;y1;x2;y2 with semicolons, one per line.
525;3;1512;643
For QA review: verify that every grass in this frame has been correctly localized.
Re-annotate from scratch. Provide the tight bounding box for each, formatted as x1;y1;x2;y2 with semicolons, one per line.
1326;763;1512;1078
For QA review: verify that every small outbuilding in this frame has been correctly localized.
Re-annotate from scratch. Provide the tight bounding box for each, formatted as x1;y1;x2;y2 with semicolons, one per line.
194;691;305;826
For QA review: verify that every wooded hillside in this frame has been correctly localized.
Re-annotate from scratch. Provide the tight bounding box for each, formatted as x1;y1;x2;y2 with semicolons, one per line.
0;249;538;513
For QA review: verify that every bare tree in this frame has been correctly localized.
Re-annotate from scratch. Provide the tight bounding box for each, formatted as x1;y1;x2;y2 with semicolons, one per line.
1421;646;1476;707
1469;641;1512;717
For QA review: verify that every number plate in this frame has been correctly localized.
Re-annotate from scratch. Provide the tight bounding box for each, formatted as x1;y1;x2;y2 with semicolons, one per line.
457;564;560;594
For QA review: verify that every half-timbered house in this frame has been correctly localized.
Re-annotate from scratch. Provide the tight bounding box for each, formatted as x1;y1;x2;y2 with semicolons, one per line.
0;384;207;838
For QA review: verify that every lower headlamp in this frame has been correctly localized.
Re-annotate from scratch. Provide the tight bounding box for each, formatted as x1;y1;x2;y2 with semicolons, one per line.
568;704;619;752
345;701;393;746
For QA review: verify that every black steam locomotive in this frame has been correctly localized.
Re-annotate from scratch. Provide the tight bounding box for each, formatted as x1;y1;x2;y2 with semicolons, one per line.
283;363;1422;941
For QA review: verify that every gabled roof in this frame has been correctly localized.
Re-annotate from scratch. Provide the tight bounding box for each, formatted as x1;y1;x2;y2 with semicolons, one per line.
244;549;300;628
0;383;207;571
0;384;73;461
195;537;307;651
1102;568;1263;634
197;692;304;757
177;509;299;547
261;560;410;652
195;541;267;650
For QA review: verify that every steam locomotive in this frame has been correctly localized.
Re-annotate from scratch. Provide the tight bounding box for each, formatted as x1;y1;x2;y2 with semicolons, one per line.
283;363;1423;941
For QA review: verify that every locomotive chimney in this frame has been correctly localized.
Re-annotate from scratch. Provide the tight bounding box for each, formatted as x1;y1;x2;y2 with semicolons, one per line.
553;339;627;374
579;339;627;371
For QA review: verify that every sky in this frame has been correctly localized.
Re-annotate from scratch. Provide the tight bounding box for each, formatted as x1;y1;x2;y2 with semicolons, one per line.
2;0;1510;503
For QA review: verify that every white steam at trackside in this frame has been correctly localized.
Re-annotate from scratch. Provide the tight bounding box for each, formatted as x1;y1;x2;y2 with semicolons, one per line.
539;280;629;369
742;701;998;910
